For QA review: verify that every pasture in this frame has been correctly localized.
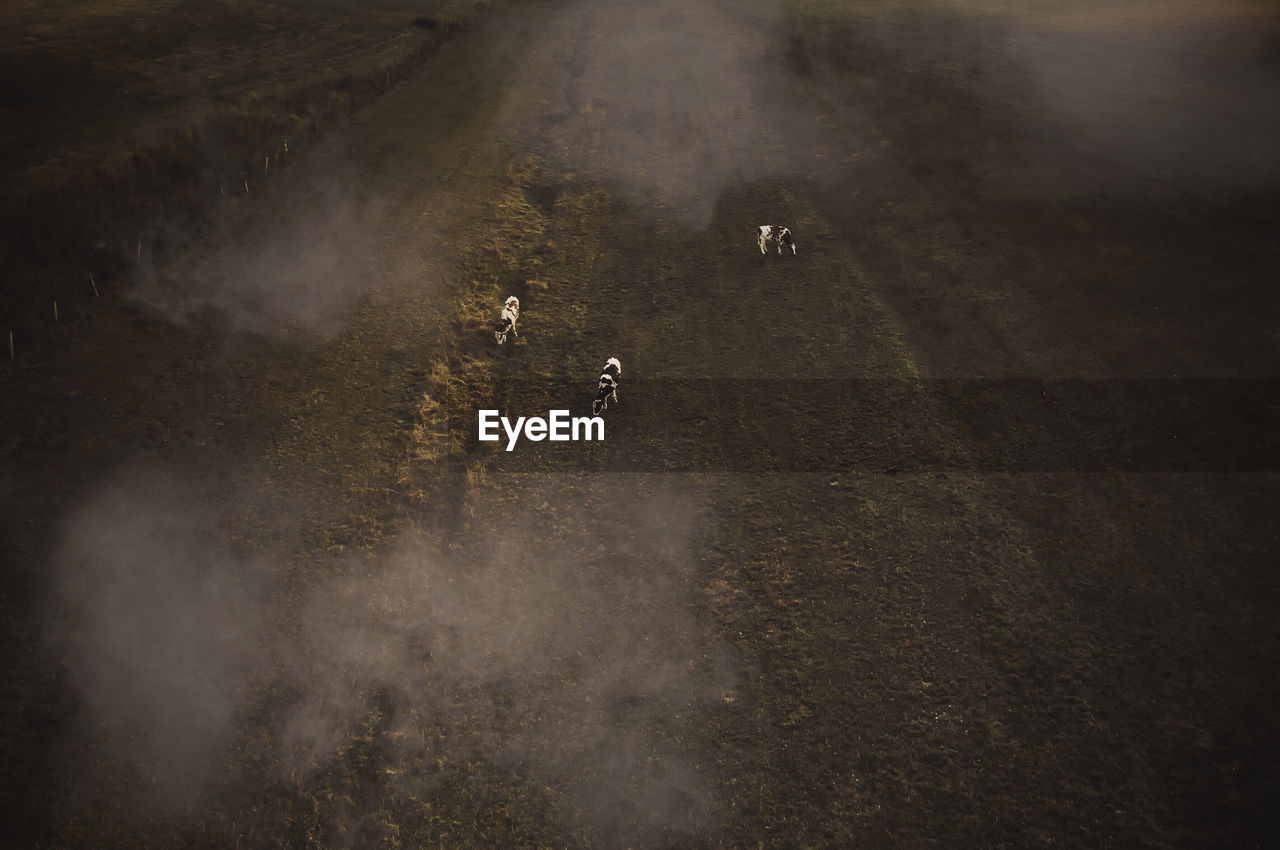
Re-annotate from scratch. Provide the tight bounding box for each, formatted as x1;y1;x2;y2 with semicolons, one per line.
3;0;1278;846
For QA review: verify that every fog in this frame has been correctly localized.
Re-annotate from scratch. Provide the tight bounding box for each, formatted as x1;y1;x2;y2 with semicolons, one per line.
122;0;1280;335
46;466;732;842
493;0;804;228
44;467;271;810
862;0;1280;194
129;178;389;338
282;485;730;841
491;0;1280;219
35;0;1280;843
1001;0;1280;194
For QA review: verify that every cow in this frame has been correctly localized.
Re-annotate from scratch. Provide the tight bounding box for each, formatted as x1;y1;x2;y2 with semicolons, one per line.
592;357;622;415
756;225;796;255
494;296;520;344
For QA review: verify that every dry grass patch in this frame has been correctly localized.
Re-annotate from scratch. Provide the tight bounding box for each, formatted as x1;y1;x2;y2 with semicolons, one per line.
395;154;604;509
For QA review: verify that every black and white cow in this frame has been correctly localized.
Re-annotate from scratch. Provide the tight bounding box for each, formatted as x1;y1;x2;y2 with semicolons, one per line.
494;295;520;344
592;357;622;415
756;225;796;256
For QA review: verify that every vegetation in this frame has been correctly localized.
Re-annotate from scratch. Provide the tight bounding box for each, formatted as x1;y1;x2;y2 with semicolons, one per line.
3;0;1277;847
1;0;493;361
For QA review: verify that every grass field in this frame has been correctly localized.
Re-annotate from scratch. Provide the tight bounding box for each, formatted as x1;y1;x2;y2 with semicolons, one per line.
3;0;1279;847
1;0;491;360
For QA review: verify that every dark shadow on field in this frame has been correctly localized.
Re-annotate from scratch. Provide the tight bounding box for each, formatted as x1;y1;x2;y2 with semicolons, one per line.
467;378;1280;473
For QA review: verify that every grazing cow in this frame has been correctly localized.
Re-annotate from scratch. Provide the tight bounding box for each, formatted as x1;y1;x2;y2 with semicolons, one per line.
494;296;520;344
756;225;796;255
592;357;622;415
